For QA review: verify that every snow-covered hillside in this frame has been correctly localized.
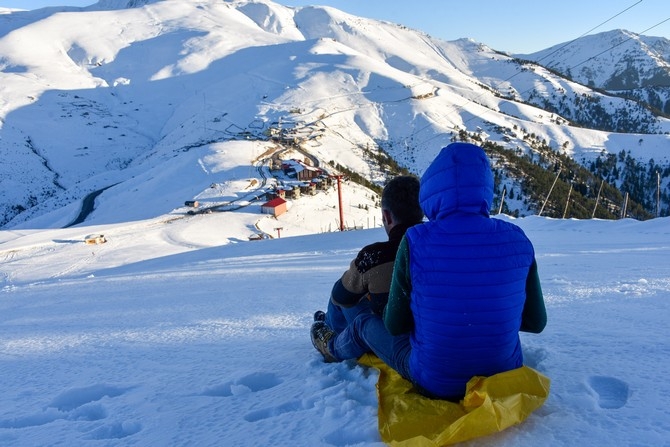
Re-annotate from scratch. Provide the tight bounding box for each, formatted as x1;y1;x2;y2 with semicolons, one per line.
1;201;669;445
1;0;669;229
523;29;670;91
523;29;670;123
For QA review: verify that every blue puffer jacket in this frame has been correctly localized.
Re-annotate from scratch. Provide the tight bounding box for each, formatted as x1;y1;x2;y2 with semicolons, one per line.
405;143;535;399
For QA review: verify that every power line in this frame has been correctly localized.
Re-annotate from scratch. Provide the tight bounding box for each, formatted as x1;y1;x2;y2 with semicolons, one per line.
413;1;656;145
531;0;644;66
569;16;670;71
497;14;670;123
482;14;670;123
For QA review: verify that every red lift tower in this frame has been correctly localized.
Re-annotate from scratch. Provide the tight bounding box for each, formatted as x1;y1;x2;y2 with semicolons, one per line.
334;175;345;231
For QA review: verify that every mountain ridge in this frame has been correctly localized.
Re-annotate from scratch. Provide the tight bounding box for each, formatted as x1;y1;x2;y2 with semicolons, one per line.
521;29;670;89
0;0;668;229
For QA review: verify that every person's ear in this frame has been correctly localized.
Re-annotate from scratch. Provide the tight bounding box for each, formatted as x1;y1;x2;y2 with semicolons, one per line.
382;209;394;226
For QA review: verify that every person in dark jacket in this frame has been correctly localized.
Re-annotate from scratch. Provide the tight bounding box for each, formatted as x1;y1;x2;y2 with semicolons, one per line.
311;175;423;361
312;142;546;401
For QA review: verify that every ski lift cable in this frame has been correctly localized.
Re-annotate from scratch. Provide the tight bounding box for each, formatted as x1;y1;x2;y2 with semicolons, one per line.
465;14;670;130
568;16;670;71
461;13;670;131
531;0;644;66
471;13;670;129
412;1;654;146
475;0;646;91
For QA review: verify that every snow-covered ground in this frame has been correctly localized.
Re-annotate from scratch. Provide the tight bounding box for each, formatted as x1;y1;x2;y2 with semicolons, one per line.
1;2;670;446
1;203;669;446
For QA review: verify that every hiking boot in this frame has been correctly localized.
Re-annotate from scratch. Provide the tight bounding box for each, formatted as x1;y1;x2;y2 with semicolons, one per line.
313;310;326;322
310;321;337;363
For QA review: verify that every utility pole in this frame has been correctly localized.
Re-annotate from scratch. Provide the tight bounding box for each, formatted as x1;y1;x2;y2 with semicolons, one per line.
539;168;561;216
497;186;506;215
563;182;573;219
591;180;605;219
274;227;283;238
335;175;345;231
657;171;661;217
591;180;604;219
621;192;628;219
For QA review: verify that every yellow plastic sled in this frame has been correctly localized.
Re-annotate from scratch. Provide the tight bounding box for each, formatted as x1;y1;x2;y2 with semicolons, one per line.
358;354;550;446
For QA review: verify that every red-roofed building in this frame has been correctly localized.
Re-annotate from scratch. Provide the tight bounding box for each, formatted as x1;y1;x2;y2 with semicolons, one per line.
261;197;287;217
281;159;323;181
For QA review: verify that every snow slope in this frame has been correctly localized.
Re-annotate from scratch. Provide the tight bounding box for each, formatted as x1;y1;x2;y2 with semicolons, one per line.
523;29;670;90
1;0;669;228
1;200;669;445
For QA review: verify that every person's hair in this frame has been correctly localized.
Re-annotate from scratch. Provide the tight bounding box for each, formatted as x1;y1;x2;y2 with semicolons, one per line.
381;175;423;225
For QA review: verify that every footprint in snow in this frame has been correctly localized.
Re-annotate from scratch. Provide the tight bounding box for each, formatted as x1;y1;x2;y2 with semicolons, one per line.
0;383;140;440
587;376;630;409
523;346;548;369
86;420;142;440
244;398;316;422
201;371;282;397
49;384;127;411
201;372;308;422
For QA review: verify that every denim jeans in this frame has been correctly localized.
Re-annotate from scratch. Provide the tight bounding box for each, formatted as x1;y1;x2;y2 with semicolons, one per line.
325;298;371;333
328;307;413;383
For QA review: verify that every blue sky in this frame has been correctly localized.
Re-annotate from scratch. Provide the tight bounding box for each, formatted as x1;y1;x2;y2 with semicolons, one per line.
2;0;668;53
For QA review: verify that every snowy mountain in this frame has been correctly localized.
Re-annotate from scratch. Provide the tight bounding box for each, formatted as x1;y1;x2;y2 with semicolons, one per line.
1;0;669;230
522;29;670;113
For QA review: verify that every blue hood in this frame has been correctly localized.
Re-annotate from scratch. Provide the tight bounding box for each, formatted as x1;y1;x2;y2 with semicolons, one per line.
420;143;493;220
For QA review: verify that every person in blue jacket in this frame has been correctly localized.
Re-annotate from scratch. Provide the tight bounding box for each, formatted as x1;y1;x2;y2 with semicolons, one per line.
311;142;546;401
